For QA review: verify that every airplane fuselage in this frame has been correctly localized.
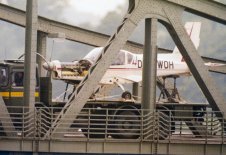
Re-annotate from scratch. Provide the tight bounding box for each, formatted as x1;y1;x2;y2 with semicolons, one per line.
101;52;190;84
42;22;205;86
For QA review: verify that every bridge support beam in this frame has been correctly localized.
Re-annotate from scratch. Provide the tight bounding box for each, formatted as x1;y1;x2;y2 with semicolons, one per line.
132;82;142;101
142;18;158;111
24;0;38;109
37;32;47;77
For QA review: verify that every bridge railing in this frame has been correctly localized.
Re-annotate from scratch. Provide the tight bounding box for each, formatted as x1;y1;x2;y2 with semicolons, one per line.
0;106;225;143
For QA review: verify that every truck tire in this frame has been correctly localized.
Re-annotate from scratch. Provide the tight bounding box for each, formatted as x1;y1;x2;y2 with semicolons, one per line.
111;110;140;139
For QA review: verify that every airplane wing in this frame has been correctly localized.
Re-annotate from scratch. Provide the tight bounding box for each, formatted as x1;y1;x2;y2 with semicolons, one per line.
100;75;142;85
119;75;142;83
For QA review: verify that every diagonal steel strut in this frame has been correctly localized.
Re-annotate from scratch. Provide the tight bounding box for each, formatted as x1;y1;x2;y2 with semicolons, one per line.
162;3;226;119
44;1;141;138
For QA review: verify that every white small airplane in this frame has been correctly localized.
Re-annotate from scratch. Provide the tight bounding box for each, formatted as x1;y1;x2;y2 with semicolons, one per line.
43;22;224;99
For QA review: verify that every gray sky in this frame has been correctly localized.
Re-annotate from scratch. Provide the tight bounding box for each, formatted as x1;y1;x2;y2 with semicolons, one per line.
63;0;127;26
1;0;128;26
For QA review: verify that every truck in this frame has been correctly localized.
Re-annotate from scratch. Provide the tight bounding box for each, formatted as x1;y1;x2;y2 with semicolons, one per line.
0;59;210;139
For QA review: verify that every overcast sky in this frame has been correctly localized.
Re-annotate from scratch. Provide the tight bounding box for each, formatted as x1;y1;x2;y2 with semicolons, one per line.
63;0;127;26
0;0;128;26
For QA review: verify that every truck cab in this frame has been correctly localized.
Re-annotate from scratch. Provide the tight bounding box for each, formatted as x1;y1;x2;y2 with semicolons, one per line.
0;60;40;107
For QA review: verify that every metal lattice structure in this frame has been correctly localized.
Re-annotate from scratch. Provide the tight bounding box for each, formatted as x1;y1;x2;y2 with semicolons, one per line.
0;106;225;152
0;0;226;154
47;0;226;136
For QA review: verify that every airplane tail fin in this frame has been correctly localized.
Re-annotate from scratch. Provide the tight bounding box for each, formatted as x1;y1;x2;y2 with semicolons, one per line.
172;22;201;61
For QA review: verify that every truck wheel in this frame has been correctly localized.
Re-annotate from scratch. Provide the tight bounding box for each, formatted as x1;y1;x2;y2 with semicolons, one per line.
111;110;140;139
121;91;132;100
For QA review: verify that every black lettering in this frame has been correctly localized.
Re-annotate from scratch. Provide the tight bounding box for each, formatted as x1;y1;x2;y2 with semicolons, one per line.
169;61;174;69
157;61;163;69
138;60;142;68
164;61;168;69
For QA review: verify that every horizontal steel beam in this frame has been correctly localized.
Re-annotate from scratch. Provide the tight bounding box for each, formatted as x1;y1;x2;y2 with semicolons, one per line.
208;65;226;74
0;3;172;54
0;139;225;154
202;56;226;64
202;56;226;74
167;0;226;24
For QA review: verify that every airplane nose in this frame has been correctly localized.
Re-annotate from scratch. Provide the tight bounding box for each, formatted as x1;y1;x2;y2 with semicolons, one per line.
43;62;49;70
43;62;54;70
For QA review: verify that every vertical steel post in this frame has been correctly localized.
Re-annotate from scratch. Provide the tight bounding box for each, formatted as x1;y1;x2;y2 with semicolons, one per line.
24;0;38;109
132;82;139;101
37;32;47;77
142;18;158;111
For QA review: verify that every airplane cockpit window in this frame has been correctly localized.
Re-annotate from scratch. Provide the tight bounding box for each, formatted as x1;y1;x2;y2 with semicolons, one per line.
0;67;8;87
111;51;126;65
83;47;103;64
84;47;129;66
